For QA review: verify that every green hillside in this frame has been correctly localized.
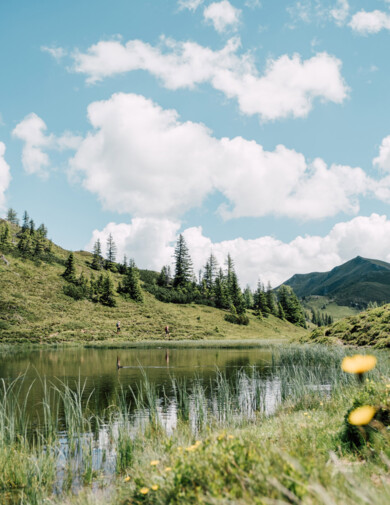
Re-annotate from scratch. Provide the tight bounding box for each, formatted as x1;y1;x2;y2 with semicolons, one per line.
303;303;390;348
0;239;306;345
283;256;390;308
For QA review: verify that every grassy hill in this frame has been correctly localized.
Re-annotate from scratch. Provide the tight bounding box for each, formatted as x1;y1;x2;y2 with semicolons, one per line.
0;242;306;345
303;303;390;348
301;295;360;323
283;256;390;308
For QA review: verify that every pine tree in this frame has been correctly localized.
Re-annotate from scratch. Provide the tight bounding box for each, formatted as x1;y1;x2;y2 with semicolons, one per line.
214;268;229;309
0;222;12;250
106;233;117;270
229;271;246;315
101;273;116;307
36;223;48;238
21;211;30;233
203;253;218;290
243;285;254;309
6;208;18;225
277;285;306;328
173;234;193;288
278;302;286;320
121;259;143;302
62;252;76;283
91;239;103;270
29;219;35;235
254;281;269;316
157;265;171;287
225;254;235;293
266;282;277;315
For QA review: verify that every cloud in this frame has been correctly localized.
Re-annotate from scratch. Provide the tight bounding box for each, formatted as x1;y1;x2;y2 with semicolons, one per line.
87;213;390;288
330;0;349;26
12;113;82;177
70;92;381;222
373;135;390;172
0;142;11;213
85;218;180;271
349;10;390;34
41;46;67;61
203;1;241;33
70;37;349;121
177;0;203;11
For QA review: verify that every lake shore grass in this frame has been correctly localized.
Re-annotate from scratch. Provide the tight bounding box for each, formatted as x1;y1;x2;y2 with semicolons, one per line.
0;345;388;504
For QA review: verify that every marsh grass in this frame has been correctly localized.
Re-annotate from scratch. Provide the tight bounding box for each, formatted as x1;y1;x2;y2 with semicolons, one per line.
0;345;388;504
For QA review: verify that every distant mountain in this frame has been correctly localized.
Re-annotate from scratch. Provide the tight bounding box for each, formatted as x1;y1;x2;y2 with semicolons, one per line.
281;256;390;307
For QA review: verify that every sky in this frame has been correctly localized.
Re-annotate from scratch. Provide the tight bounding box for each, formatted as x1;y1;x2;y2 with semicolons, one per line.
1;0;390;288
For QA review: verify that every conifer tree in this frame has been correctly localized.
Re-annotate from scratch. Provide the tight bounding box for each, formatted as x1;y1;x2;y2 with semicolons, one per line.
91;238;103;270
266;281;277;315
214;268;229;309
254;281;269;316
278;302;286;320
36;223;48;238
21;211;30;233
6;208;18;225
203;253;218;290
0;222;12;250
62;252;76;283
101;273;116;307
121;258;143;302
277;285;306;328
106;233;117;269
173;234;193;288
243;285;254;309
229;271;246;315
29;219;35;235
157;265;171;287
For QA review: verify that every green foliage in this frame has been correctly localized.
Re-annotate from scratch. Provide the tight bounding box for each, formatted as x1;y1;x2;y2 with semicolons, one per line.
91;238;103;270
173;234;193;288
62;252;77;282
119;259;143;303
278;285;306;328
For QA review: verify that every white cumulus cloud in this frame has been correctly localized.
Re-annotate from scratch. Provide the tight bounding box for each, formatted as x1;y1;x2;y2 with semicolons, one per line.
373;135;390;172
349;10;390;34
70;92;380;222
0;142;11;213
330;0;350;26
41;46;67;61
86;213;390;289
12;113;82;178
178;0;203;11
70;37;349;122
203;1;241;33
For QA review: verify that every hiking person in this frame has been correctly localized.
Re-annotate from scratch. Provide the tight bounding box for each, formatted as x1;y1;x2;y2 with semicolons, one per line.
116;321;121;333
165;325;169;337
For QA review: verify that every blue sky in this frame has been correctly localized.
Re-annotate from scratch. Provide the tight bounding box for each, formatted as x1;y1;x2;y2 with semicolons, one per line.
1;0;390;287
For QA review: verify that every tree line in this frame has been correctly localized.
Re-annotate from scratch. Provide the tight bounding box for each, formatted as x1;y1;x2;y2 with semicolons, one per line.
1;209;307;327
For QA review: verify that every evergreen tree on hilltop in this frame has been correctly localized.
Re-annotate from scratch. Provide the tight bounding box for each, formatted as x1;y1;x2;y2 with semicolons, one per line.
91;238;103;270
0;222;12;250
229;270;246;315
203;253;218;290
100;273;116;307
6;208;19;226
214;267;229;309
62;252;76;283
173;234;193;288
105;233;117;270
157;265;172;287
120;258;144;302
21;211;30;233
253;281;269;317
266;281;277;315
225;254;235;293
243;285;254;309
277;285;306;328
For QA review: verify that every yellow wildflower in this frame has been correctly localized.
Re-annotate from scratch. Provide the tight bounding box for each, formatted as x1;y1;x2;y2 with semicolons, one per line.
165;467;172;472
150;460;160;466
341;355;377;374
140;487;149;495
151;485;159;491
124;476;131;482
348;405;376;426
303;412;308;416
227;435;234;439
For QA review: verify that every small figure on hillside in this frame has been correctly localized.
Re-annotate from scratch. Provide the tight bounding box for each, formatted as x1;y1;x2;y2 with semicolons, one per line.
116;321;121;333
165;325;170;338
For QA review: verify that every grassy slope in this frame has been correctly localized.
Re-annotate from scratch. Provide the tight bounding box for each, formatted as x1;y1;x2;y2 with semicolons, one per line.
303;303;390;348
0;246;306;344
302;295;360;321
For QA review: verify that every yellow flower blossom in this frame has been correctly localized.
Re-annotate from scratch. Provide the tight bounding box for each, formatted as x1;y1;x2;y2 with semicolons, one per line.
164;467;172;472
151;485;159;491
348;405;376;426
150;460;160;466
140;487;149;495
341;355;377;374
227;435;234;439
124;476;131;482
